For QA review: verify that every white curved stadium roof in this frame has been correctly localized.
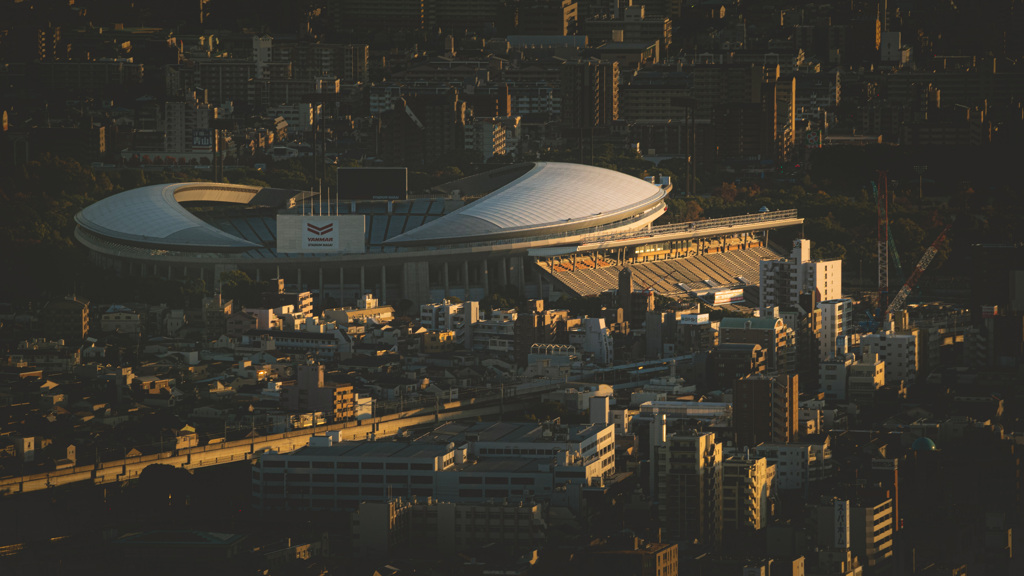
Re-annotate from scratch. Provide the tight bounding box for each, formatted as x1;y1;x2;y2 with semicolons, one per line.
75;182;264;250
386;162;668;246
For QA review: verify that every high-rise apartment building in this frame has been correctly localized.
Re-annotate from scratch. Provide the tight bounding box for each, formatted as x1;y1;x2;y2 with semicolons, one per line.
733;373;799;447
818;298;853;361
815;496;895;568
723;454;771;533
861;329;918;387
780;307;822;387
163;91;214;155
847;353;885;404
650;418;723;546
711;342;767;386
380;90;469;165
719;316;796;375
330;0;425;33
41;297;90;342
760;239;842;314
517;0;579;35
819;354;855;401
561;59;619;132
584;5;673;54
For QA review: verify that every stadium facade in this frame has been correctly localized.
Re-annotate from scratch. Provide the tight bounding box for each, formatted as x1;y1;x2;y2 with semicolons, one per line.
74;162;802;305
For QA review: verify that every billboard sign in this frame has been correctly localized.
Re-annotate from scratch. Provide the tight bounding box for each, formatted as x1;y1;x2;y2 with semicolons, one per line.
337;167;408;200
834;500;850;549
276;214;365;254
711;288;744;306
679;313;710;325
192;128;213;150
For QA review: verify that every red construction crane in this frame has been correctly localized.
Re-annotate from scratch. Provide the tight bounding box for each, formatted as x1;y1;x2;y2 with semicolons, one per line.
886;224;952;317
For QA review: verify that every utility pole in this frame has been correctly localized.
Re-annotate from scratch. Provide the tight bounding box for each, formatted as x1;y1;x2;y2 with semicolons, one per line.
914;165;927;200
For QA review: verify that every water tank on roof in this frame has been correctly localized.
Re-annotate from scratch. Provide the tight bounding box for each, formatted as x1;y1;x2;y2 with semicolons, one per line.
911;437;938;452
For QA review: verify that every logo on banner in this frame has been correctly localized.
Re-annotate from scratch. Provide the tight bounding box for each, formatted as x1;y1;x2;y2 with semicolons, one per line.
305;220;336;248
307;222;333;235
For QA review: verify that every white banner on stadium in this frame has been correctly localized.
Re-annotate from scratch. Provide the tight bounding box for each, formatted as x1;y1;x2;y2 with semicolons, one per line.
276;214;366;253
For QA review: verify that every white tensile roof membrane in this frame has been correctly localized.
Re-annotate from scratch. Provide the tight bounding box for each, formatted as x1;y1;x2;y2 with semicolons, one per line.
386;162;666;245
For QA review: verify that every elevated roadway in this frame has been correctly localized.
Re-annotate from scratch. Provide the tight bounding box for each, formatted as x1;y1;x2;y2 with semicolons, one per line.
0;398;527;496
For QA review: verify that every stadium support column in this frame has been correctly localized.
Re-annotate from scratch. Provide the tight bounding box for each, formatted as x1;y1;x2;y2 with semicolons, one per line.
500;258;508;287
482;259;489;295
510;256;525;290
443;262;450;298
360;266;365;297
401;261;430;306
339;267;345;305
297;268;302;291
463;261;470;300
381;265;387;304
319;268;324;303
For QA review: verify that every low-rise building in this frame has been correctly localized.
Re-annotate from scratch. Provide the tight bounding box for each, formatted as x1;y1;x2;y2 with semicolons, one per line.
252;421;615;511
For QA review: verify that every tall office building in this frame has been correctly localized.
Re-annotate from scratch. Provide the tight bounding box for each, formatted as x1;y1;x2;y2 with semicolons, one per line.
733;373;799;447
650;417;723;546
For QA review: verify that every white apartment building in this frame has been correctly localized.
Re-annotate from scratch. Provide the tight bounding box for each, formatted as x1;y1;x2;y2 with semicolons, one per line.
760;239;842;314
420;300;480;347
818;298;853;360
471;308;517;352
754;440;832;491
568;317;614;365
847;353;885;404
820;353;855;401
861;329;918;386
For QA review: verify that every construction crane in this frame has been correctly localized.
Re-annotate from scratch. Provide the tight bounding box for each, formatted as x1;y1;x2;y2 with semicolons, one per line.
886;224;953;316
871;181;904;283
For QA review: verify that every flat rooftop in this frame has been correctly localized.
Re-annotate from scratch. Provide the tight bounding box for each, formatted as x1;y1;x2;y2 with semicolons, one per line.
420;421;607;445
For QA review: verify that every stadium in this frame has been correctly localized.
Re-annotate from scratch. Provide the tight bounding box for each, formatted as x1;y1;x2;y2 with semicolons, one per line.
74;162;803;306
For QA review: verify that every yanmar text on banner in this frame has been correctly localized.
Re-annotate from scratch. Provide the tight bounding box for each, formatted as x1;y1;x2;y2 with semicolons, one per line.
276;214;366;254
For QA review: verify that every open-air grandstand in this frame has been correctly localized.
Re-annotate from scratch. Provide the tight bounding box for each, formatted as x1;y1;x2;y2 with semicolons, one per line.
546;245;780;299
75;162;803;306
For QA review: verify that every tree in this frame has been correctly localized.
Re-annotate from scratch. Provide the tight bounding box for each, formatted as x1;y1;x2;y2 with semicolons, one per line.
138;463;193;513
